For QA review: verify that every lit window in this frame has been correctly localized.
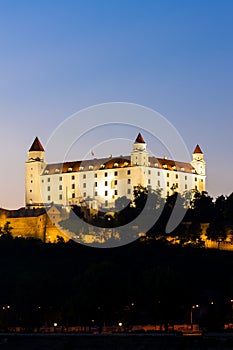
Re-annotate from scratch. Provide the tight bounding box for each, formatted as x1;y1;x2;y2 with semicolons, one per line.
45;170;49;174
100;164;105;169
89;165;93;170
124;162;128;166
68;167;72;172
154;163;158;167
55;169;60;173
181;167;185;171
114;163;118;167
80;166;84;171
163;164;167;169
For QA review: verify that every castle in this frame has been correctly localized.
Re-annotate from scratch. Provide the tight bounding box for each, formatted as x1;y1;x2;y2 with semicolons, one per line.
25;133;206;210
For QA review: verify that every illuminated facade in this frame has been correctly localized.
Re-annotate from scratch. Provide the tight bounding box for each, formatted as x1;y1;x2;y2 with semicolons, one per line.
25;134;206;209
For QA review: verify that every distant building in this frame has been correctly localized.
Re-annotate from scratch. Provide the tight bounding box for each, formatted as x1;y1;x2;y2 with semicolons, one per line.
25;133;206;210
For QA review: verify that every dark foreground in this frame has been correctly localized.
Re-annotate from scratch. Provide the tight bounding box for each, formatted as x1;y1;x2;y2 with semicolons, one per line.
0;333;233;350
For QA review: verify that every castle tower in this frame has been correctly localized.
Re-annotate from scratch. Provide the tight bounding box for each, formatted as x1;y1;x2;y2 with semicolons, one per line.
131;133;149;166
25;137;46;208
191;144;206;176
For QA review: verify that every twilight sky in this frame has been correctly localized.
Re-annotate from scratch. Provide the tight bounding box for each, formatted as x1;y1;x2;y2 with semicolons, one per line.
0;0;233;209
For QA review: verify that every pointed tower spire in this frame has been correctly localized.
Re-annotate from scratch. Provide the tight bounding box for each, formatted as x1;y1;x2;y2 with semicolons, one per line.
193;144;203;154
135;133;145;144
29;137;44;152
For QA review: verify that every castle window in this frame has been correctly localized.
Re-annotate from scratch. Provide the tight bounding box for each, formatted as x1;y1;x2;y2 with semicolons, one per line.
83;183;86;188
195;177;197;181
185;184;187;190
127;170;131;175
48;195;51;201
72;175;75;180
114;180;117;185
148;179;151;185
201;179;203;183
105;181;108;186
148;170;151;175
105;191;108;196
83;192;86;197
167;191;169;196
176;174;178;179
195;186;197;190
31;180;33;183
94;182;97;187
72;193;75;198
59;176;62;181
47;178;50;182
105;172;108;177
158;180;160;187
83;174;86;179
94;173;97;178
30;190;32;193
95;191;98;196
127;188;131;194
59;194;62;200
127;179;131;184
176;183;178;188
41;180;44;183
158;171;160;176
59;185;62;190
167;182;169;187
114;190;118;196
167;173;169;177
72;184;75;189
31;168;33;171
48;186;50;191
105;200;108;207
31;174;33;178
114;171;118;176
185;176;187;180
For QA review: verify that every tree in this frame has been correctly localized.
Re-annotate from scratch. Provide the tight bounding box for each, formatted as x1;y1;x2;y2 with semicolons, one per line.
0;221;13;239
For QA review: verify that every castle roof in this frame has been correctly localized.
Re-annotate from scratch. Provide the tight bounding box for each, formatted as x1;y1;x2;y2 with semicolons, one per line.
42;156;197;175
134;133;145;143
29;137;44;152
193;144;203;154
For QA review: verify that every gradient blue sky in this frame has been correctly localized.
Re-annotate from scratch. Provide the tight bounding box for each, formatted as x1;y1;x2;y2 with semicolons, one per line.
0;0;233;209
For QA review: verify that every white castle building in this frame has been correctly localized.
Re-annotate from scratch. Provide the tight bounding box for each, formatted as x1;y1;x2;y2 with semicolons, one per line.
25;133;206;209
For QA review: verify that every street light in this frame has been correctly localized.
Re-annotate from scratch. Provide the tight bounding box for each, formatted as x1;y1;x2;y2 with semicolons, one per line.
190;305;199;325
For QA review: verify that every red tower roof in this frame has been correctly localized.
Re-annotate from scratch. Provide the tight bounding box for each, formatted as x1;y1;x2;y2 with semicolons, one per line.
193;144;203;154
134;133;145;144
29;137;44;152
